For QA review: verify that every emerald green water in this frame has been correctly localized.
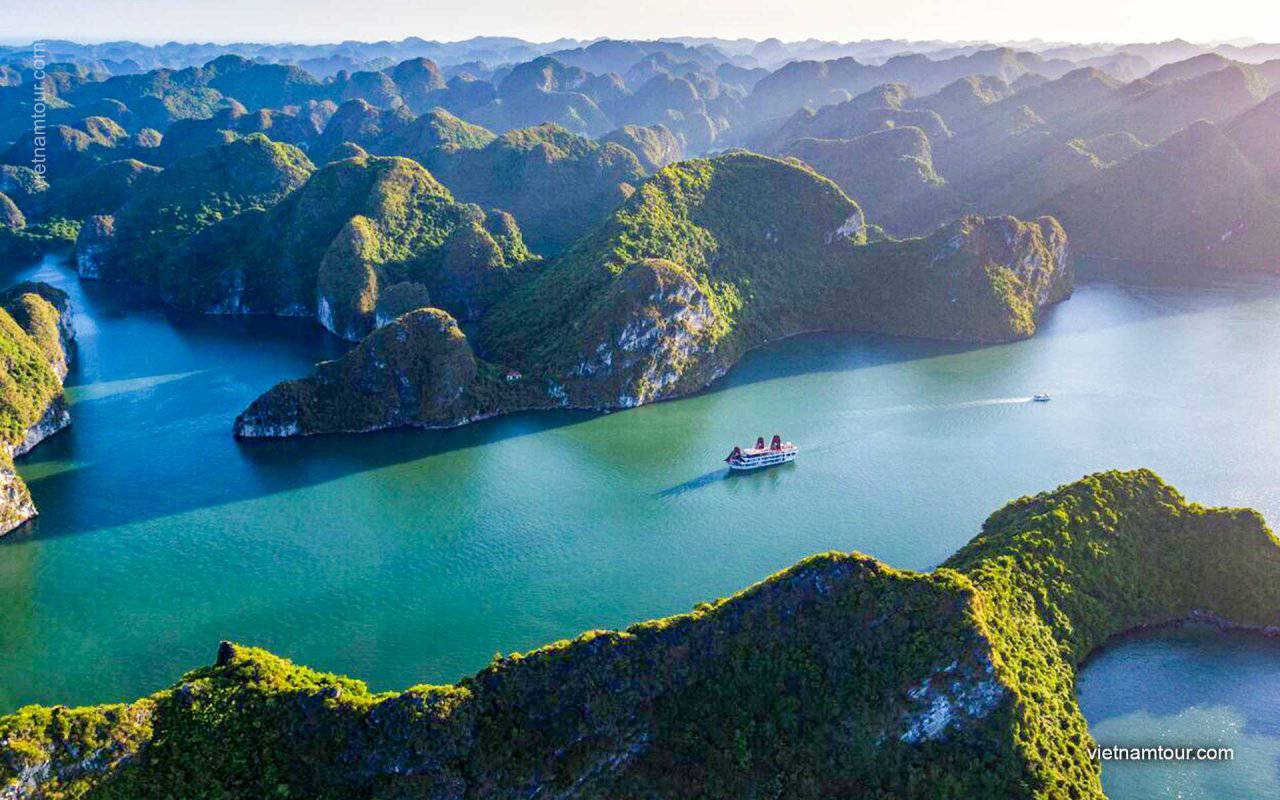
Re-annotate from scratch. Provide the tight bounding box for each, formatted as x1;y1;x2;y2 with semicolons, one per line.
4;255;1280;796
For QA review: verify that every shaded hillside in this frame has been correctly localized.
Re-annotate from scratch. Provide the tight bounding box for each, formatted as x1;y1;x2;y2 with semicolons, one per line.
5;470;1278;799
780;126;954;235
302;112;647;256
1040;119;1280;269
423;124;646;255
758;83;950;153
599;123;684;171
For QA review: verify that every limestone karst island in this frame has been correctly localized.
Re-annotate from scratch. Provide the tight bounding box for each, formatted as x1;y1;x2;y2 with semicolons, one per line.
3;3;1280;798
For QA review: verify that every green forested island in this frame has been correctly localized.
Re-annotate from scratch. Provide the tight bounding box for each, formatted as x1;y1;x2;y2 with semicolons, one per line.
4;469;1278;798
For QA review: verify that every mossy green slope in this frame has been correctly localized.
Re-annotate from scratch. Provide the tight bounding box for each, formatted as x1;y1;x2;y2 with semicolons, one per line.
5;470;1278;798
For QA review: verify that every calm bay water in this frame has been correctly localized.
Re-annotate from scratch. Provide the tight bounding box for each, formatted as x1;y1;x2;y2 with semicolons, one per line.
3;255;1280;796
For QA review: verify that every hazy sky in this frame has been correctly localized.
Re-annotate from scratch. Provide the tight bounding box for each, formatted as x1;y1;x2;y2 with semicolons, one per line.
4;0;1276;45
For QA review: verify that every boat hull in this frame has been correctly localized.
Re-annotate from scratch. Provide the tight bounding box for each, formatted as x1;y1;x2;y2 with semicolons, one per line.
727;450;798;471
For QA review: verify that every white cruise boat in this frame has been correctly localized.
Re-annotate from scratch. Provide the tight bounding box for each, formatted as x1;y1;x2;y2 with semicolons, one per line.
725;435;798;471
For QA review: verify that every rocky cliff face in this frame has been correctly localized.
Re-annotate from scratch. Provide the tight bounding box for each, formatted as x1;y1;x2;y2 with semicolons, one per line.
0;282;75;535
0;464;37;535
5;470;1277;798
560;258;723;408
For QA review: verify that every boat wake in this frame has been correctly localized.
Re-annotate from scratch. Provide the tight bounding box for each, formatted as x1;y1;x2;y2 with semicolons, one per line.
839;396;1042;418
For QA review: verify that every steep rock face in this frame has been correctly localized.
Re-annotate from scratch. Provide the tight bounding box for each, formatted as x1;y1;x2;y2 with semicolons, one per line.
0;282;75;535
562;258;721;408
0;462;37;534
234;308;499;437
476;152;866;411
481;154;1068;408
6;471;1279;798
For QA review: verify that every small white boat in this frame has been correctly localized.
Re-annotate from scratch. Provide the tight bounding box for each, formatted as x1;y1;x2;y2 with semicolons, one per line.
725;435;798;471
1032;393;1052;402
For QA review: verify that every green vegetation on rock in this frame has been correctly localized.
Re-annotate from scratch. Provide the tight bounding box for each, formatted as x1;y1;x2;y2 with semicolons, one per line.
600;123;685;171
235;308;506;436
4;470;1275;798
781;126;954;235
0;282;75;536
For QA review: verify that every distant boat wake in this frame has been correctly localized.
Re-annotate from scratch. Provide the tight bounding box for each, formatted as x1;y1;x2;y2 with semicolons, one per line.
842;396;1039;418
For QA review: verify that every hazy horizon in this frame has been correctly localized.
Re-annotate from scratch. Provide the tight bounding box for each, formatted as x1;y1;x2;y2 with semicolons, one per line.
6;0;1278;48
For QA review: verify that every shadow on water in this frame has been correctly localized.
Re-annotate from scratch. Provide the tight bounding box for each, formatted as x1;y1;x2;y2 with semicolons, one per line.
654;468;731;498
654;460;802;498
9;405;597;542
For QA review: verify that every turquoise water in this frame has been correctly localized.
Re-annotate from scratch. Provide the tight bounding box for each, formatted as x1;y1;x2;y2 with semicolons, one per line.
4;255;1280;796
